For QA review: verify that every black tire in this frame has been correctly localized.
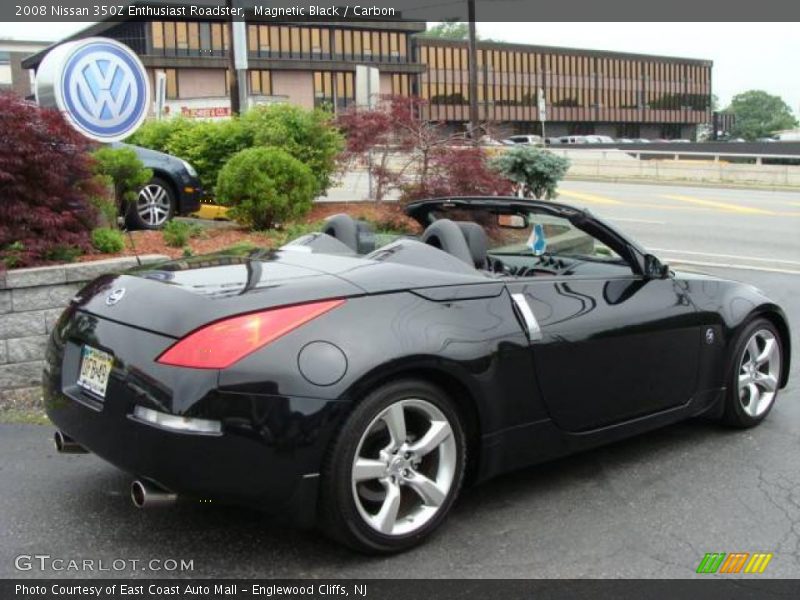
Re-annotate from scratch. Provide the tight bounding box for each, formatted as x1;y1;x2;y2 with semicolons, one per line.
125;176;176;230
319;379;467;554
722;318;784;428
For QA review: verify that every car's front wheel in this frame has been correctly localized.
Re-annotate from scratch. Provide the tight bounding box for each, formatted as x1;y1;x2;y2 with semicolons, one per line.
723;318;784;428
320;379;467;553
126;177;175;230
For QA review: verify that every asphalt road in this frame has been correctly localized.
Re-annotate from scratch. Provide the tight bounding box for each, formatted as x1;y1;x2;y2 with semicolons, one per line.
556;180;800;274
2;181;799;579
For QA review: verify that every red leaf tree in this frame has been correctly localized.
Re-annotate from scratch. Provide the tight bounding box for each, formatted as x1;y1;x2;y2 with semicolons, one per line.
336;95;510;203
0;92;101;268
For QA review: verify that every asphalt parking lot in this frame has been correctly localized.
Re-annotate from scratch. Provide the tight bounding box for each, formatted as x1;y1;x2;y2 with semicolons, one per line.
2;181;799;579
0;264;797;579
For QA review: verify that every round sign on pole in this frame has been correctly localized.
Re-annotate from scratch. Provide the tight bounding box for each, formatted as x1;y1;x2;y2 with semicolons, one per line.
36;37;151;143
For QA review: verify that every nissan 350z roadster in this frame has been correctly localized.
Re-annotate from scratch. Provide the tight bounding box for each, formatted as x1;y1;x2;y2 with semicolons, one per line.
44;197;791;553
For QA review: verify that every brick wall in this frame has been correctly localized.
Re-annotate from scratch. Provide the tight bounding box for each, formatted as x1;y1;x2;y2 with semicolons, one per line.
0;255;168;410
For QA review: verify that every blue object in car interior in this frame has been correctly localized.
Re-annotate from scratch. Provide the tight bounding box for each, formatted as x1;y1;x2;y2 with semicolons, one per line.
530;223;547;256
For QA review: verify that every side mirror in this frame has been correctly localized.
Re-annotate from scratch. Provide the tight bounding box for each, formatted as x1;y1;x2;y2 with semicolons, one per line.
644;254;670;279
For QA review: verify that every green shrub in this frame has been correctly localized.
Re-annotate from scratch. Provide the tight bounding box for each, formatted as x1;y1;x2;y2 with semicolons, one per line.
43;245;82;263
216;147;316;230
92;147;153;212
1;241;25;269
162;220;203;247
125;118;193;153
490;146;571;199
241;104;344;195
91;227;125;253
162;119;249;193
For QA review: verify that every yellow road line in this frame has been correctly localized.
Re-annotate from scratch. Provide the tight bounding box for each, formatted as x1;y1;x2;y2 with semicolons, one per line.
557;190;623;205
661;194;776;215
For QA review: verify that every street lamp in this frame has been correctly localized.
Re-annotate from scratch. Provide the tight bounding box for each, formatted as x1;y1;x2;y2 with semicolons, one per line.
467;0;479;142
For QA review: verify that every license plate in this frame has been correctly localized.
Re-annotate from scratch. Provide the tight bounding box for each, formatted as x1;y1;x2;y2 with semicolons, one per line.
77;346;113;398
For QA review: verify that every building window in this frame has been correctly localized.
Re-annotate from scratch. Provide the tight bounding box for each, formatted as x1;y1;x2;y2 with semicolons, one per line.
151;21;226;57
0;51;11;86
313;71;354;111
249;70;272;96
165;68;178;99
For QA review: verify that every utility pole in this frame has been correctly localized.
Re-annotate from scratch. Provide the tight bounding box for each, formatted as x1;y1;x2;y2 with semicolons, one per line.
467;0;480;143
226;0;241;115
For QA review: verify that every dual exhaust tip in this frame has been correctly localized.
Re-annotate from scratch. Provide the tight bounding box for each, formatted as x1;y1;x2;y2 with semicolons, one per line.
53;431;177;509
130;479;178;509
53;431;88;454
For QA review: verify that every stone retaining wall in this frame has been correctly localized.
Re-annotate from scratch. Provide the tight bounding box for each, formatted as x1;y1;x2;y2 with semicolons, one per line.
0;255;168;410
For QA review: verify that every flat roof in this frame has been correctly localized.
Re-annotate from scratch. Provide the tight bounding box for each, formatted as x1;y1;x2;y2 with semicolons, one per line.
416;35;712;67
21;17;426;69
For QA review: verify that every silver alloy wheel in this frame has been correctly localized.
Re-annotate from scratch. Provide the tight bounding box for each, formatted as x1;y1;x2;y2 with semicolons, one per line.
738;329;781;417
351;398;457;536
136;183;171;227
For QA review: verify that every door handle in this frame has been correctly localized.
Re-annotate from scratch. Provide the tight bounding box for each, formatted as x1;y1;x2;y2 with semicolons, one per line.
511;293;543;341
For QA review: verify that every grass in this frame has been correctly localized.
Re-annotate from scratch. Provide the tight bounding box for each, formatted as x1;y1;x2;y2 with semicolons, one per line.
0;408;50;425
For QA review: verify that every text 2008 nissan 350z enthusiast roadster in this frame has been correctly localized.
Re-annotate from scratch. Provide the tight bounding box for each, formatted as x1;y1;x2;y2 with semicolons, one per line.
44;197;791;553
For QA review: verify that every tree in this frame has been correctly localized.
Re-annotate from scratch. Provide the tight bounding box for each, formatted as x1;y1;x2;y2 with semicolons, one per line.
420;22;495;42
0;92;102;268
337;96;511;203
422;22;470;40
725;90;799;140
490;146;570;200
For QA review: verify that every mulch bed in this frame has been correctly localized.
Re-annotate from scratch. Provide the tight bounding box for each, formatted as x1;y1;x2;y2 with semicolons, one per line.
76;202;419;263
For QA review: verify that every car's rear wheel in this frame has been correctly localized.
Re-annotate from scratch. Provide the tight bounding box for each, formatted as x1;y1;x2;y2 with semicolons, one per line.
723;318;784;428
320;379;467;554
126;177;175;230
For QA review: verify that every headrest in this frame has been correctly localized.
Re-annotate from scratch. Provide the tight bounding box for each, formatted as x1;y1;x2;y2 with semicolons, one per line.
322;214;375;254
420;219;474;267
454;222;488;269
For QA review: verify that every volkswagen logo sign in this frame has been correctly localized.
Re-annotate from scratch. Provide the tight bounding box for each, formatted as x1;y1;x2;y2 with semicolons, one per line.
106;288;126;306
36;38;150;143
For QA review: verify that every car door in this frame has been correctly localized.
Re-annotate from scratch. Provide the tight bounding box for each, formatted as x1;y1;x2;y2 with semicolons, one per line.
506;273;702;432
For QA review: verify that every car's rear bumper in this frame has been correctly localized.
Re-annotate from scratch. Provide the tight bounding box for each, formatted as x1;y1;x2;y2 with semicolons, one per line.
43;308;345;521
175;177;203;215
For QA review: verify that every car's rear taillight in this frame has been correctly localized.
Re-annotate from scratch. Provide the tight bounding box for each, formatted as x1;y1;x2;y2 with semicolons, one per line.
156;299;345;369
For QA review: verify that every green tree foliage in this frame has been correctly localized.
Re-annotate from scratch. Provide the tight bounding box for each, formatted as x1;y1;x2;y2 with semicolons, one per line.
216;147;316;230
92;146;152;204
126;118;193;153
726;90;799;140
490;146;570;200
241;104;344;196
422;22;470;40
125;105;343;197
162;119;250;193
420;22;495;41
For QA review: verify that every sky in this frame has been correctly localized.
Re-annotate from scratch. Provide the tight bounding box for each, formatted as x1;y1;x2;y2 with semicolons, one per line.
1;21;797;115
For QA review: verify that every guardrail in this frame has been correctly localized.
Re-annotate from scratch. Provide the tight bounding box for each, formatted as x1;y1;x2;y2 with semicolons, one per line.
548;148;800;165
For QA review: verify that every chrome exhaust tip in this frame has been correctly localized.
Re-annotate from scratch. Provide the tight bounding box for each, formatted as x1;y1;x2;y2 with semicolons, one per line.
131;480;178;509
53;431;88;454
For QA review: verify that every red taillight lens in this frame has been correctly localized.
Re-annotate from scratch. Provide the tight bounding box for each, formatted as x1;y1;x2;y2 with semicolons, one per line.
156;299;345;369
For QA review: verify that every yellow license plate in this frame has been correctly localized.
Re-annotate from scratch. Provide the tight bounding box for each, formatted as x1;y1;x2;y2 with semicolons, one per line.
77;346;113;398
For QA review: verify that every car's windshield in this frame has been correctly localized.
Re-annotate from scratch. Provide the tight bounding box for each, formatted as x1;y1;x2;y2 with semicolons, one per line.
426;206;623;263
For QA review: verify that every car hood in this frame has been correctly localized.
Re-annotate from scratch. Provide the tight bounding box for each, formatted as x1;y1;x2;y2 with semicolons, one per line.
72;249;486;338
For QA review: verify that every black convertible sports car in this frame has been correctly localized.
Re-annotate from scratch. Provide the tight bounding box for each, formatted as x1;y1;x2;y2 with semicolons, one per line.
44;197;791;553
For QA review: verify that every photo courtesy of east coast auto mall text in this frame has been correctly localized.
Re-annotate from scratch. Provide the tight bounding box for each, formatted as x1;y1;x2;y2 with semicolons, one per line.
0;0;798;598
